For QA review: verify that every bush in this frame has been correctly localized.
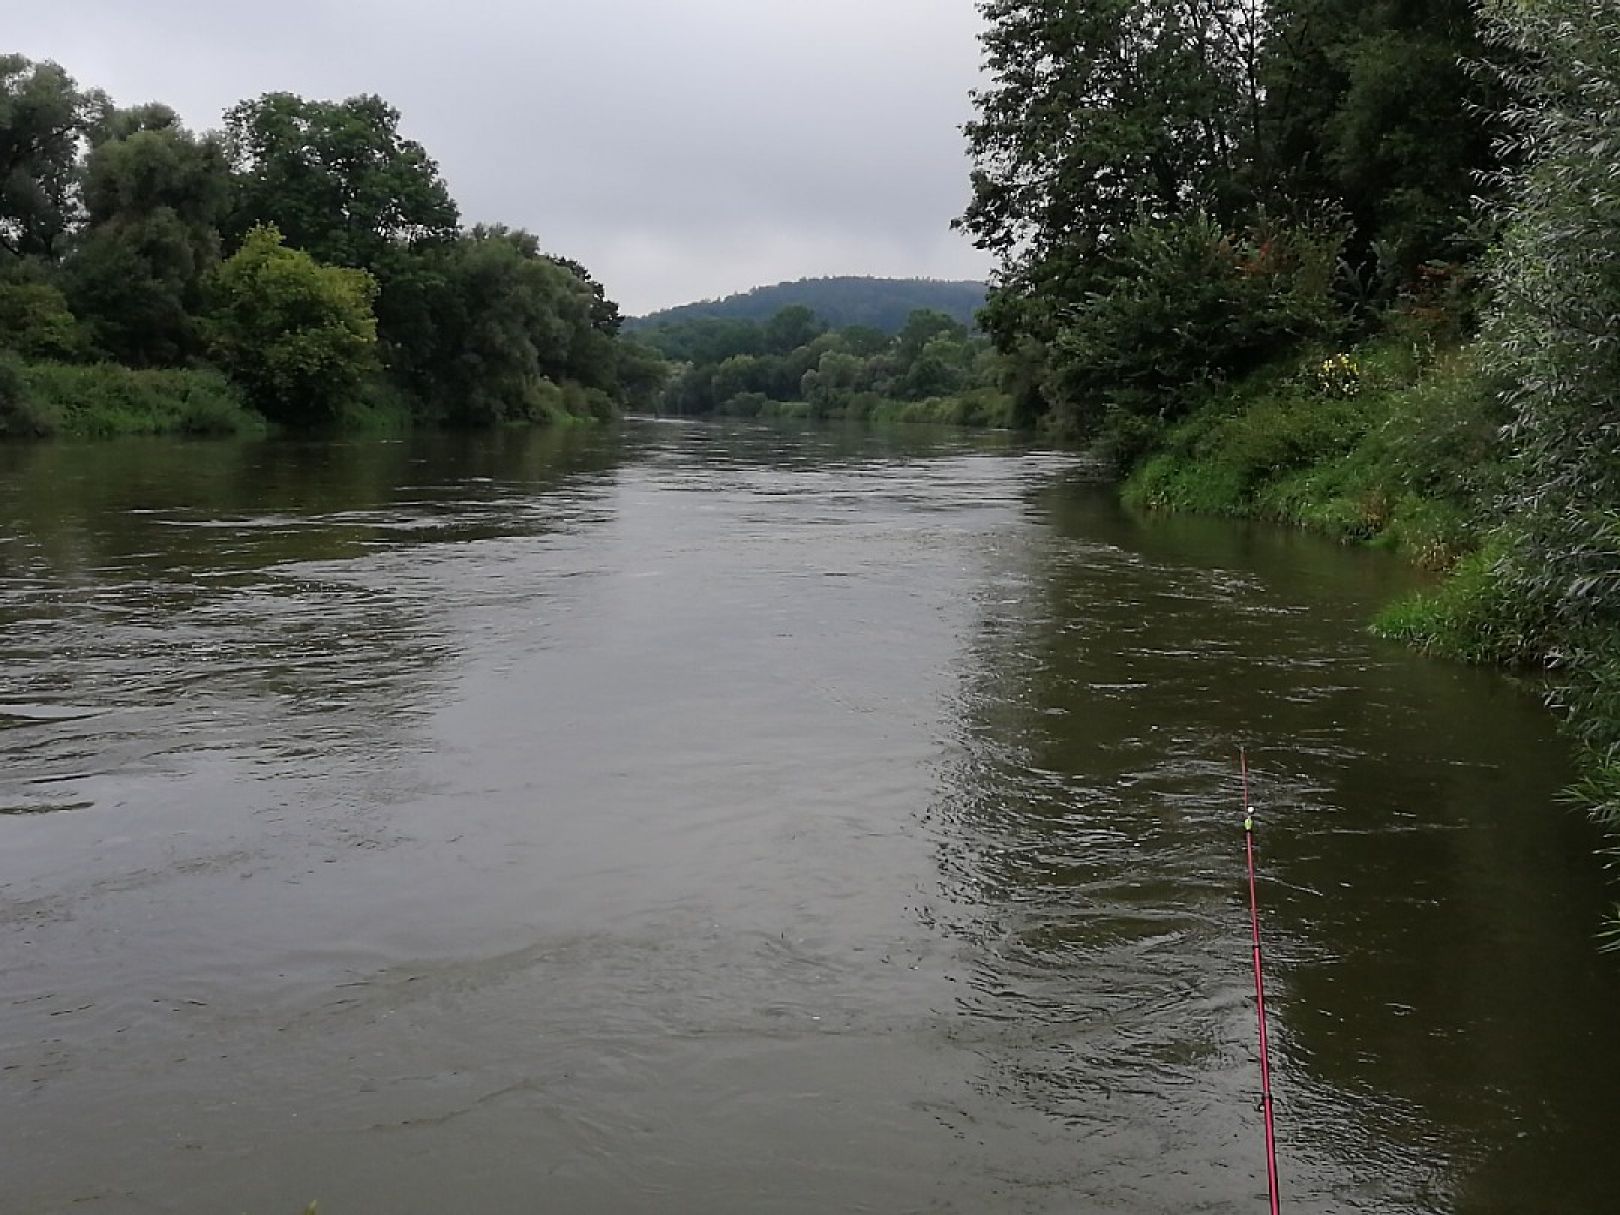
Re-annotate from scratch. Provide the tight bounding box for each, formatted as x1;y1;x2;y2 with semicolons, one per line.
1048;212;1346;437
0;353;61;436
14;361;261;437
1476;0;1620;855
0;281;91;362
205;224;378;425
1371;538;1553;665
719;391;769;418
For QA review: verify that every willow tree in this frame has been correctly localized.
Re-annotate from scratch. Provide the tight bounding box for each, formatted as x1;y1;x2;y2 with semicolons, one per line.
65;105;232;365
1478;0;1620;824
0;54;102;262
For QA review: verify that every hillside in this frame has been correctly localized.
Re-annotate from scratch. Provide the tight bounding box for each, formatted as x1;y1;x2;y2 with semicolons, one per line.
630;276;987;334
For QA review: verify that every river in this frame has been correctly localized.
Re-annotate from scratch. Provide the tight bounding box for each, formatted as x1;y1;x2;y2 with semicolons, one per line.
2;421;1616;1214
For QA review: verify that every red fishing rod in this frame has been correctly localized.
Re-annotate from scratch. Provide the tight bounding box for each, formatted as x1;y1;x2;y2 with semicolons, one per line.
1242;748;1281;1213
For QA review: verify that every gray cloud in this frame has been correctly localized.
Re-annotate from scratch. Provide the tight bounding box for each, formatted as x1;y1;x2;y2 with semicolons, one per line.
13;0;993;313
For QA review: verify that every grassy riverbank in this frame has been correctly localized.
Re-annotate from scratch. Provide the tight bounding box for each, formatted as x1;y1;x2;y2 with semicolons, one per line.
1124;334;1500;567
0;356;622;441
1121;334;1620;847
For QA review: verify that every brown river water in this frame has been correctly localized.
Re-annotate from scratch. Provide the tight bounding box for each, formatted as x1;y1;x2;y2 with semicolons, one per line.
2;421;1617;1214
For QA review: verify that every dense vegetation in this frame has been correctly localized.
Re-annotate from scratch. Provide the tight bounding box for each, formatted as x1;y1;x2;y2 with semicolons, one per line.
961;1;1620;860
639;303;1013;424
630;277;986;335
0;55;660;436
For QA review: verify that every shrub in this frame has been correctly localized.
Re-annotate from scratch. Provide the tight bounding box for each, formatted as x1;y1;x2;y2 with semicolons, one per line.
15;361;260;437
0;282;90;362
1371;538;1554;666
719;391;769;418
205;224;378;425
1048;212;1346;438
0;353;60;436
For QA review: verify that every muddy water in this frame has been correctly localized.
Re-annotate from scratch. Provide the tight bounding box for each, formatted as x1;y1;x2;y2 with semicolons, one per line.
1;422;1616;1214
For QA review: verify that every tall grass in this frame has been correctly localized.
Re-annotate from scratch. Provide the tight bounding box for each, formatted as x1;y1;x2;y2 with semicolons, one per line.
1;359;265;438
1122;336;1499;565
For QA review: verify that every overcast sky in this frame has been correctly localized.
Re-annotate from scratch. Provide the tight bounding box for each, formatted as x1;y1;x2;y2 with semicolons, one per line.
13;0;995;314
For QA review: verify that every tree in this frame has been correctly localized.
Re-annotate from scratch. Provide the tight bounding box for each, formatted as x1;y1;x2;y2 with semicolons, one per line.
1046;211;1343;439
763;304;825;354
800;350;866;415
613;339;669;413
1476;0;1620;811
960;0;1266;279
81;105;230;227
64;106;231;365
1260;0;1502;281
376;226;621;425
837;325;891;357
0;54;102;260
223;92;459;268
205;224;377;424
549;256;623;336
896;309;968;363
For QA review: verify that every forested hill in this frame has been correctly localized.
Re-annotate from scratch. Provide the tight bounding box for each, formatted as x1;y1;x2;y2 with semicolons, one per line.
630;277;986;334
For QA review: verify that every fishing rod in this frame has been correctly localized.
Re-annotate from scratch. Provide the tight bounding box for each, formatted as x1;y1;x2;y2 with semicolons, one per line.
1242;747;1281;1214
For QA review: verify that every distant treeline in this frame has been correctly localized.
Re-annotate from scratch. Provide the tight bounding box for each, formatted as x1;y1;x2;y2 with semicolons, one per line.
0;53;664;436
638;304;1012;426
630;277;987;336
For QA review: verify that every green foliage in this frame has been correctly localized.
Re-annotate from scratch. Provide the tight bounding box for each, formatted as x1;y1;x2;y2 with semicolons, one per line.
66;211;212;366
81;106;230;227
0;54;644;438
205;224;378;425
629;277;985;334
0;280;89;360
652;306;1008;425
962;0;1263;266
1371;540;1551;666
374;227;619;426
1262;0;1502;280
223;92;458;268
64;109;231;366
637;316;766;365
0;54;102;261
1474;0;1620;833
613;339;670;413
0;351;55;435
1124;336;1500;555
961;0;1504;431
763;305;825;355
7;360;258;437
1048;213;1346;440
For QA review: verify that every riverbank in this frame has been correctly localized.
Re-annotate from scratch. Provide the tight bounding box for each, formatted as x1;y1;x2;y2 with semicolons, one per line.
1119;334;1620;850
1123;334;1496;564
706;387;1016;428
0;356;620;441
0;358;265;439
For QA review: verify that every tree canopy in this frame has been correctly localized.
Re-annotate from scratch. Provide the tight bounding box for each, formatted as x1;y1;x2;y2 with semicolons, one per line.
222;92;459;268
630;277;987;335
0;54;643;429
205;224;377;424
960;0;1502;434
